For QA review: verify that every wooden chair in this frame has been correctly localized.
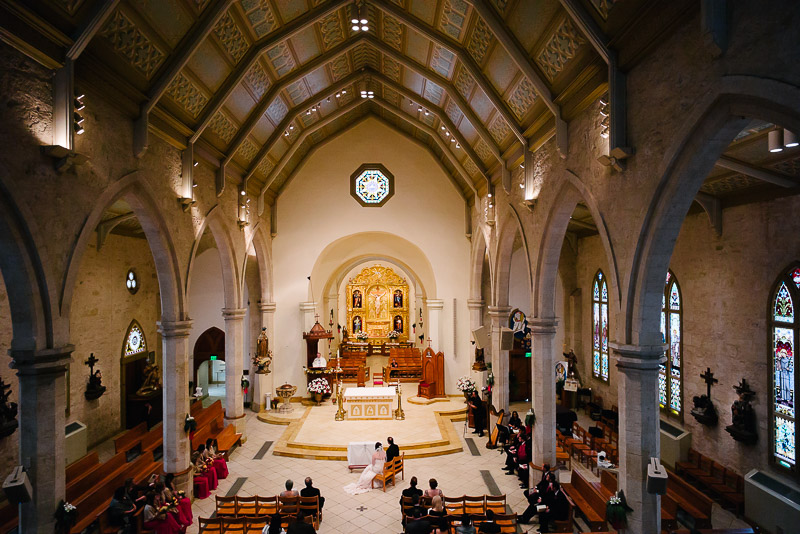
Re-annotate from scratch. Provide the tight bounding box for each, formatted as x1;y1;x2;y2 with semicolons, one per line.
485;494;506;514
236;495;258;517
393;453;405;481
256;495;278;516
244;516;268;534
278;495;299;516
299;496;321;528
373;371;383;385
570;426;591;460
443;495;465;515
222;517;247;534
372;461;395;491
579;431;599;467
464;495;486;515
215;495;236;516
198;517;223;533
494;512;518;534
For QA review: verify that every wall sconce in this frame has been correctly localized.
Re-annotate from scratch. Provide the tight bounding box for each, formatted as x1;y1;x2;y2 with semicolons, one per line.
238;188;251;229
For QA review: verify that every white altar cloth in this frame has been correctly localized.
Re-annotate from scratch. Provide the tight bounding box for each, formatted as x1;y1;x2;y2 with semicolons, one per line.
343;386;396;420
347;441;375;470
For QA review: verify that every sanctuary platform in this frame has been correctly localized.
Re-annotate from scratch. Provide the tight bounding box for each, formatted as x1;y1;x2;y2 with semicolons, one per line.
258;393;467;460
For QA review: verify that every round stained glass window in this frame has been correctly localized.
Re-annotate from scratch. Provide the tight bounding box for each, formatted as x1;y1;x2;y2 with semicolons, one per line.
350;164;394;207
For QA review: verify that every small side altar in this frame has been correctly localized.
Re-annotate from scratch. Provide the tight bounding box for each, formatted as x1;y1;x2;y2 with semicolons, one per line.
343;386;396;420
302;317;334;391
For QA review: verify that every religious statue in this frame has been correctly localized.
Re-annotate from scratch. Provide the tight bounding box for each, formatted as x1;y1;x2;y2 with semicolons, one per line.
393;290;403;308
352;290;362;309
472;347;487;371
725;378;757;444
370;288;387;319
394;315;403;333
253;327;272;374
563;349;583;384
691;367;719;426
0;378;18;438
353;316;362;332
84;353;106;400
135;360;161;397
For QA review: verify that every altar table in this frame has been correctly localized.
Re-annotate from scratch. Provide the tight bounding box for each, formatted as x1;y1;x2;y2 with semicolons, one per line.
343;386;396;420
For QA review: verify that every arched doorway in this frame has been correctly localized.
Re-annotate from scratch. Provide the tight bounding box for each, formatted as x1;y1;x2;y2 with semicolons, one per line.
194;327;225;399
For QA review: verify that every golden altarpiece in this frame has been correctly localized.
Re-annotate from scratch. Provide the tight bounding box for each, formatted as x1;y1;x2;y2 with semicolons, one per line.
346;265;409;343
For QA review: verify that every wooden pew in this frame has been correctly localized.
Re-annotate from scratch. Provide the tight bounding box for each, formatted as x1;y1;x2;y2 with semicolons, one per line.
113;422;148;453
561;470;608;531
665;468;713;529
597;469;676;530
66;451;126;503
190;400;242;457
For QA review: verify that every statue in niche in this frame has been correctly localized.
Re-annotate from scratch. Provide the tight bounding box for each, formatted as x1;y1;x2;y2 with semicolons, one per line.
84;353;106;401
563;349;583;385
394;290;403;308
0;378;18;438
136;360;161;397
369;288;387;319
394;315;403;333
353;316;362;332
254;327;272;374
352;290;362;309
725;378;757;444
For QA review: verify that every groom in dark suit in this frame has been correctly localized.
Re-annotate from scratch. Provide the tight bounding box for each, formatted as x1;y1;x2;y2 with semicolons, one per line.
300;477;325;512
386;436;400;462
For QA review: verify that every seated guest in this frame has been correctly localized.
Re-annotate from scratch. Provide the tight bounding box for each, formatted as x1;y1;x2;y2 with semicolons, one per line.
386;436;400;462
163;473;192;527
477;509;501;534
286;510;316;534
203;438;229;479
519;472;556;525
155;481;190;528
192;451;217;492
502;429;525;474
142;491;184;534
424;478;443;498
124;477;145;508
455;514;476;534
195;446;218;489
517;436;532;488
405;505;432;534
281;479;300;497
312;352;327;368
427;495;448;534
265;512;283;534
537;481;569;533
108;486;136;533
300;477;325;512
402;476;423;501
508;411;522;429
391;358;399;368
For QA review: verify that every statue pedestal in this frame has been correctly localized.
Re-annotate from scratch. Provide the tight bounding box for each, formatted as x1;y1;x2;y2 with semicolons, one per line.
471;369;488;393
252;373;271;412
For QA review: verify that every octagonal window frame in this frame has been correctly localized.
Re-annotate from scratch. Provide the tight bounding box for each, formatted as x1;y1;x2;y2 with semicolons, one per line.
350;163;395;207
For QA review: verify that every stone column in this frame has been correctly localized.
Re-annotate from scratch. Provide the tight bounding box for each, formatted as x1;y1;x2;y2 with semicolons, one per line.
425;299;444;352
610;343;665;534
157;320;193;492
253;302;276;411
10;346;73;534
223;308;247;441
487;306;511;412
530;318;558;481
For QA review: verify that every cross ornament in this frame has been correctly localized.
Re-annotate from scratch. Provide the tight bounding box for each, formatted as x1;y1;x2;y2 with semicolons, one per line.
356;506;367;512
700;367;718;398
85;353;99;373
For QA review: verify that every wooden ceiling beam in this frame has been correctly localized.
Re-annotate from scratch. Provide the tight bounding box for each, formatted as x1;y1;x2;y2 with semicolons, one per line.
462;0;568;157
373;0;526;146
371;98;478;196
716;155;798;188
67;0;122;60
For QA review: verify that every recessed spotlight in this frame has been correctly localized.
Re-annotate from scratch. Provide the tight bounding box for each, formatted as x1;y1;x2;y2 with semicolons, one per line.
351;18;359;24
336;92;341;98
240;190;246;196
360;18;367;24
455;143;460;148
342;90;347;94
784;130;799;148
289;125;294;130
445;131;450;137
193;182;198;187
361;25;368;31
352;25;359;31
488;193;492;198
440;125;445;130
769;129;784;153
519;164;525;169
519;183;525;189
193;160;199;167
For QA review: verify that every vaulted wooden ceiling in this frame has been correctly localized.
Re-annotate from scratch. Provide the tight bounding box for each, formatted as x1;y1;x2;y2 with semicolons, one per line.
2;0;706;203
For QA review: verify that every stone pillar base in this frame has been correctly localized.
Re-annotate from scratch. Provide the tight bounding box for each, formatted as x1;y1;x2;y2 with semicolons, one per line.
225;413;247;443
168;466;194;498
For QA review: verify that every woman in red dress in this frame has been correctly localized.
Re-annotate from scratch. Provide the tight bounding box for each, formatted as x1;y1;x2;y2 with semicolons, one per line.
163;473;193;526
196;445;218;489
142;491;184;534
203;438;229;479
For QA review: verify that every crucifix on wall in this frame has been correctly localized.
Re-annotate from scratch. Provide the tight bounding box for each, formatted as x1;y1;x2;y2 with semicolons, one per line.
84;353;106;400
690;367;718;426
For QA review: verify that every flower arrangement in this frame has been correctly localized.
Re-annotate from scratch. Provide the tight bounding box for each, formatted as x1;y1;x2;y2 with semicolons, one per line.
308;377;332;395
184;414;196;433
606;490;633;529
241;376;250;393
456;376;477;393
387;330;401;339
55;500;77;533
355;331;369;341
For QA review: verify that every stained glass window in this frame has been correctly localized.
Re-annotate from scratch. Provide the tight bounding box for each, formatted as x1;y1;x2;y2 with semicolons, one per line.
659;271;683;419
771;265;799;477
592;270;609;382
350;164;395;207
124;320;147;357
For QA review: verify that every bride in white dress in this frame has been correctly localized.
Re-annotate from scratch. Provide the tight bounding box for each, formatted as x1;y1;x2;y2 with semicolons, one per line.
343;442;386;495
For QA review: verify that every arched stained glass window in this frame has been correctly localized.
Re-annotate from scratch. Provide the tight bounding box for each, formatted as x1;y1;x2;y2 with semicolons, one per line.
123;320;147;357
659;271;683;418
770;265;799;477
592;270;609;382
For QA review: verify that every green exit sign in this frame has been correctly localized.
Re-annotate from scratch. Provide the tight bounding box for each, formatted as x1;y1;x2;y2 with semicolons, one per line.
210;355;217;361
525;352;531;358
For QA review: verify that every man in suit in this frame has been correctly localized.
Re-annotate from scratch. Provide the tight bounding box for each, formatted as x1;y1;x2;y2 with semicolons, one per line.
300;477;324;512
405;503;432;534
537;481;569;533
402;476;423;500
386;436;400;462
477;509;501;533
286;510;316;534
468;391;486;437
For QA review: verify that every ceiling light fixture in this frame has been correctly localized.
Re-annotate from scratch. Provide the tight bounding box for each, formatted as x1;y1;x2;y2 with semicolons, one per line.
240;190;246;196
336;92;341;98
440;125;445;130
193;182;198;187
351;3;369;32
445;131;450;137
193;160;199;167
769;129;784;153
289;125;294;130
519;183;525;189
424;110;429;116
519;164;525;169
784;129;799;148
455;143;460;148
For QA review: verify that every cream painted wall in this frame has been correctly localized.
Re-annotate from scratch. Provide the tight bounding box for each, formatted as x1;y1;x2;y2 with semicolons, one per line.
273;118;472;394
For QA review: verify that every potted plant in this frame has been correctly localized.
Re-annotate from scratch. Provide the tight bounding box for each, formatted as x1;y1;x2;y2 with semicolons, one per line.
308;378;331;405
55;500;77;534
606;490;633;530
456;376;477;400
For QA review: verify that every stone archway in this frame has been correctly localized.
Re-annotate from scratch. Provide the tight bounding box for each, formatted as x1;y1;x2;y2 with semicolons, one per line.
193;326;226;396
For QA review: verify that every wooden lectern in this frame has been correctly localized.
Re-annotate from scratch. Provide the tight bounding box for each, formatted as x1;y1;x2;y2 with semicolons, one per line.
418;347;445;399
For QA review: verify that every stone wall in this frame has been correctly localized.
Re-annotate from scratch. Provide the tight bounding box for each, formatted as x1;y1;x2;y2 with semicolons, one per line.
68;232;161;446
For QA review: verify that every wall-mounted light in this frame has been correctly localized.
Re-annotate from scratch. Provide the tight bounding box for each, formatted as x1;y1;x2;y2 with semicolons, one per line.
769;129;784;153
784;129;798;148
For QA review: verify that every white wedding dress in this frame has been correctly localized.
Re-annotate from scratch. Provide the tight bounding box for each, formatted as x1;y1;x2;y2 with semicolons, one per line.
343;450;386;495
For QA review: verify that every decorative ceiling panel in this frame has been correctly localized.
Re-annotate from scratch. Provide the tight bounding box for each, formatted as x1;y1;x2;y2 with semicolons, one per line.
382;14;403;51
139;0;193;49
487;114;511;145
266;96;289;124
484;45;516;93
303;67;331;94
286;80;311;106
408;0;437;25
213;11;250;63
165;71;209;118
238;138;259;162
289;26;322;64
300;111;318;127
491;0;510;15
699;173;761;196
453;65;475;100
318;11;346;50
506;77;536;121
266;42;297;77
275;0;308;24
209;110;238;143
186;40;230;91
244;61;271;100
467;17;492;65
474;139;493;166
469;87;494;123
100;9;166;79
439;0;470;41
535;16;586;81
771;156;800;176
430;45;456;79
251;113;276;142
445;100;463;125
380;56;400;82
224;84;257;122
463;156;480;179
257;158;274;179
589;0;619;20
352;44;379;70
55;0;86;15
239;0;278;38
383;86;402;106
423;81;444;106
329;53;352;81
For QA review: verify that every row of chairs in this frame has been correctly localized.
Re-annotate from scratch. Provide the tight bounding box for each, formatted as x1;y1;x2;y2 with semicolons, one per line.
675;448;745;515
401;494;507;518
373;452;405;491
214;495;321;527
558;422;619;474
199;514;315;533
408;513;519;534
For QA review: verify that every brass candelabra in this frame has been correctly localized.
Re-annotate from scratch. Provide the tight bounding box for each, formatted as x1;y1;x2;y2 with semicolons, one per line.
394;381;405;420
334;375;346;421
